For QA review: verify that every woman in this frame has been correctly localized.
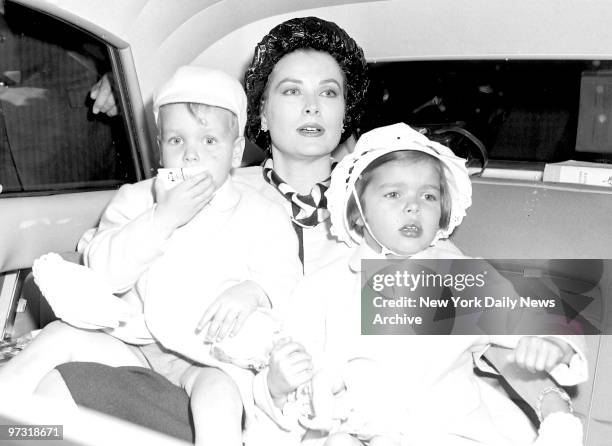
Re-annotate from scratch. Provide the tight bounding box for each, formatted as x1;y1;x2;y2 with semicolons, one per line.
234;19;580;446
47;16;567;445
50;16;370;442
235;16;369;273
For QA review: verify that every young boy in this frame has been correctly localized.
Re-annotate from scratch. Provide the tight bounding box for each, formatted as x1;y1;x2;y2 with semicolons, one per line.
0;66;301;446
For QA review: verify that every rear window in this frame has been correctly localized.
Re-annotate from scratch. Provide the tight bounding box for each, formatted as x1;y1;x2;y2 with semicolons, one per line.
363;60;612;166
0;2;137;195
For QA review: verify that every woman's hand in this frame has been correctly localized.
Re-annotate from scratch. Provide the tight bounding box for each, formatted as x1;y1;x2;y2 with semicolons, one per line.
154;172;215;232
509;336;575;373
194;281;267;342
267;338;313;407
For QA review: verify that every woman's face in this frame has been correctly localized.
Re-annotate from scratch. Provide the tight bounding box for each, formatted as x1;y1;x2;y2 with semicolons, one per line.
261;50;346;161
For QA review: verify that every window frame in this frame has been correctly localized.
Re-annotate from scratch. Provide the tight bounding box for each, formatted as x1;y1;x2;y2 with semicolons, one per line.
1;0;153;197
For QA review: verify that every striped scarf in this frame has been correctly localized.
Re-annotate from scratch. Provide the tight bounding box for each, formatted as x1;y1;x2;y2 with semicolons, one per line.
262;158;332;266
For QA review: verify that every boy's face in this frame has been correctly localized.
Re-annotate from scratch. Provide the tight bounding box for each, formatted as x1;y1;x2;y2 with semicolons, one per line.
158;103;244;187
358;159;442;256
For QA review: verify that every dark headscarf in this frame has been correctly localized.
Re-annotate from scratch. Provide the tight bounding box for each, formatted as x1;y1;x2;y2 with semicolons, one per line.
244;16;369;149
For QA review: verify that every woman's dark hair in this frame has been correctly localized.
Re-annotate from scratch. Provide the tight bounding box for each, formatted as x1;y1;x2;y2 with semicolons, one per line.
347;150;452;236
244;16;369;149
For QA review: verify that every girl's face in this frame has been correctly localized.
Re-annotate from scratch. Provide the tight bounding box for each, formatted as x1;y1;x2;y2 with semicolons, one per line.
260;50;346;161
358;159;442;256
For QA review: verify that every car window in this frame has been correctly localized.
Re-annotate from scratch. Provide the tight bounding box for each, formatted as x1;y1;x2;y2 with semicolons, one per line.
0;2;137;196
363;60;612;166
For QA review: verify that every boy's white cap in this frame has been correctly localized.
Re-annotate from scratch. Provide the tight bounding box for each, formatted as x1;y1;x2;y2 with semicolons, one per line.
327;122;472;247
153;66;247;135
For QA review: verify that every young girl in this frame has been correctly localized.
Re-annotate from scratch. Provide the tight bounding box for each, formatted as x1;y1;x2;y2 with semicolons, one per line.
255;123;586;446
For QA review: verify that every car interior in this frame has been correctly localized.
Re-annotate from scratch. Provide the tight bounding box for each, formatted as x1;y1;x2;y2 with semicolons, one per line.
0;0;611;444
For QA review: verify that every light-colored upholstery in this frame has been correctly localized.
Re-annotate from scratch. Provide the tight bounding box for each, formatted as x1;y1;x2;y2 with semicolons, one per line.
452;177;612;445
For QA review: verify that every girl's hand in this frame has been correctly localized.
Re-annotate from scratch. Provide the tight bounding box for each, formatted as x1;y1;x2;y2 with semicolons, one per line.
509;336;575;373
267;338;313;407
301;369;340;432
154;172;214;231
195;281;266;342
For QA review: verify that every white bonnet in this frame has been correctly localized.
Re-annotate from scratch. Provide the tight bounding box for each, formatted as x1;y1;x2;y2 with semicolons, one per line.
327;122;472;247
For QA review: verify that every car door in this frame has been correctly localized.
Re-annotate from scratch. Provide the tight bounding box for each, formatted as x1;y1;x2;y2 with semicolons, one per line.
0;0;152;340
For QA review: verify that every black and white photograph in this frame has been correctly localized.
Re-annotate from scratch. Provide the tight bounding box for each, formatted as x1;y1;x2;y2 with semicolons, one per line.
0;1;611;445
